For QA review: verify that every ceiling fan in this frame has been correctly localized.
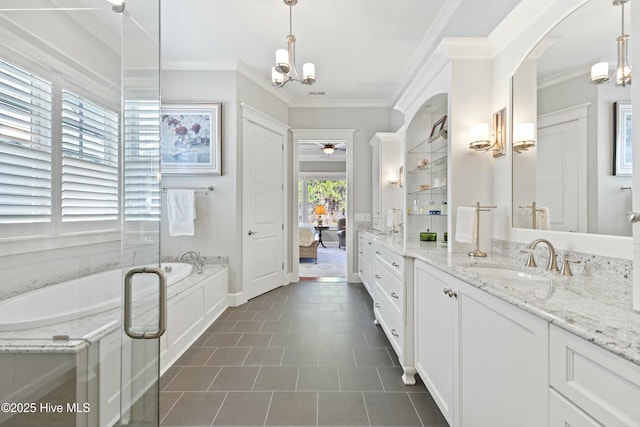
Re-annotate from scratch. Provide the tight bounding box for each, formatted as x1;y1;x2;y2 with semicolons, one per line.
320;143;346;155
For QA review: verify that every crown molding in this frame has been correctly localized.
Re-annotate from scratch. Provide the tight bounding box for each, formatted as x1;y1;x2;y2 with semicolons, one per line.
288;97;391;109
390;0;463;107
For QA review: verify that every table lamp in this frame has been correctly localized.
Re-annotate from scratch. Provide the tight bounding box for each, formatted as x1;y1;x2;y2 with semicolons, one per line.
313;205;327;226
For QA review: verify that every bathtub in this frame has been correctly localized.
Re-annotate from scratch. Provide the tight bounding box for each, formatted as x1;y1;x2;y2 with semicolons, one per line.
0;262;193;332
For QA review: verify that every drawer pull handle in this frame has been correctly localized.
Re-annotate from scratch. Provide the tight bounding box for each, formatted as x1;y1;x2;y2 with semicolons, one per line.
375;274;381;279
368;242;373;245
391;262;400;268
375;303;381;308
391;292;399;299
391;329;399;337
376;251;382;255
443;288;458;299
359;269;363;272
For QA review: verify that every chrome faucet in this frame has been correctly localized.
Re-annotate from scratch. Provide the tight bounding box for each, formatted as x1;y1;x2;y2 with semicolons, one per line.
180;251;205;274
524;239;559;272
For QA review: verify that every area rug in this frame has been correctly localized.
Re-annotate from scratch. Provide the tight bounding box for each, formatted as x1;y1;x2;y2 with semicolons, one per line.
299;243;346;277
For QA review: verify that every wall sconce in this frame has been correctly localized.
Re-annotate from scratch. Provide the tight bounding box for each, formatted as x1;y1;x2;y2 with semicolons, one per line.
387;167;403;187
468;108;506;158
513;122;536;153
388;172;399;185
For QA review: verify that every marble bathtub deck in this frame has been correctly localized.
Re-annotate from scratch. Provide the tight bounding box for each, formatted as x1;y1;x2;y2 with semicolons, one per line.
0;263;228;354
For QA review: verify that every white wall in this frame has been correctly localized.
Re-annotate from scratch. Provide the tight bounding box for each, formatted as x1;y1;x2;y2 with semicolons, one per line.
160;69;289;295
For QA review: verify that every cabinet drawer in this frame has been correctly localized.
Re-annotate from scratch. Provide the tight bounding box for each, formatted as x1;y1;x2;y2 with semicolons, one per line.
550;325;640;427
550;389;601;427
374;283;403;357
374;259;404;317
374;243;404;279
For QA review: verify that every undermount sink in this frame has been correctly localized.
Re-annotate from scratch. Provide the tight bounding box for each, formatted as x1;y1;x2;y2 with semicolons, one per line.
466;265;549;282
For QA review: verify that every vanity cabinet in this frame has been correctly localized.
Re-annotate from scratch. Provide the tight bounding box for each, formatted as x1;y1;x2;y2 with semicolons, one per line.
369;132;403;232
414;260;457;425
357;231;375;297
414;260;548;427
373;240;415;384
549;325;640;427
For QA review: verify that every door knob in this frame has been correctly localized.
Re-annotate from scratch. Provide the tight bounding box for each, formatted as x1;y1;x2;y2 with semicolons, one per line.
627;212;640;223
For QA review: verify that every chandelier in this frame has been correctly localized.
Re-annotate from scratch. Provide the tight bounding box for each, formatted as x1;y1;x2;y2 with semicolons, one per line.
591;0;632;86
271;0;316;88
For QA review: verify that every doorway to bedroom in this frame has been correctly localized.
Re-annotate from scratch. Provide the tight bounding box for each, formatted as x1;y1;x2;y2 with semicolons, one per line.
297;147;347;279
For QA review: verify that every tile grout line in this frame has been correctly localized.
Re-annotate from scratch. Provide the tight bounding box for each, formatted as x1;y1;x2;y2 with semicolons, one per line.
159;390;183;425
262;391;274;427
209;391;229;426
362;391;373;427
161;366;184;391
407;392;427;427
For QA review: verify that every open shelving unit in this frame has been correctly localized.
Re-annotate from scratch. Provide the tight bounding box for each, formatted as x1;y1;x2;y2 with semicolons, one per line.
404;95;449;244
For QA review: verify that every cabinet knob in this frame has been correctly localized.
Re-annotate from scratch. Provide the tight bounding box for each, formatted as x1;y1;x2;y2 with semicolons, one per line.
443;288;449;296
391;329;399;337
375;303;381;308
375;274;381;279
359;269;363;272
391;292;399;299
376;251;382;255
368;242;373;245
391;262;400;268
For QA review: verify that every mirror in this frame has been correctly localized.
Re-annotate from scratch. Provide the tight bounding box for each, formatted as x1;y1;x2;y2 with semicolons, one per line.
512;0;632;236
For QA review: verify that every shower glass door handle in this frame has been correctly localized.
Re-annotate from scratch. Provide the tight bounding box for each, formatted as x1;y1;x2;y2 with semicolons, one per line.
124;267;167;339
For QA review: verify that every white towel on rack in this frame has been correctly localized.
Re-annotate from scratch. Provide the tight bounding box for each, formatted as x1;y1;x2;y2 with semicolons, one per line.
167;189;196;236
537;207;550;230
455;207;477;243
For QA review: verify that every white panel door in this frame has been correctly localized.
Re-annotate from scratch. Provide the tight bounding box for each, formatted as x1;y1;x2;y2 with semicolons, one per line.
242;106;286;301
537;121;582;232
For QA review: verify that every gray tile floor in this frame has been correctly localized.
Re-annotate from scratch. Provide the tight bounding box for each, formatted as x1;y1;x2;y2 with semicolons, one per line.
160;280;448;427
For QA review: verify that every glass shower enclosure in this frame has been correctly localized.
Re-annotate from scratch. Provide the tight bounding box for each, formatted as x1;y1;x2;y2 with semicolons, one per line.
0;1;162;426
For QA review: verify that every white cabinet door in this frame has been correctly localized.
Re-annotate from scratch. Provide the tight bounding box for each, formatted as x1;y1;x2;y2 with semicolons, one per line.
458;284;549;427
414;260;457;426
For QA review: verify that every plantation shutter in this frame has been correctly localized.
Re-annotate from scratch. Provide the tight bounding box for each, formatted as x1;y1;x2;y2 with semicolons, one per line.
123;100;161;221
0;58;53;224
61;90;119;222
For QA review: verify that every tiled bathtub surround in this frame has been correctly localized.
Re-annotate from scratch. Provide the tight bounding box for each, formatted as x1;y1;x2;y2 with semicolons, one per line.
491;239;633;283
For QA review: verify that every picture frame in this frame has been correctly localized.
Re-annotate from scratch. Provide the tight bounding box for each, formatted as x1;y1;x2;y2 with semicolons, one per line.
613;101;632;176
161;103;221;175
429;114;448;138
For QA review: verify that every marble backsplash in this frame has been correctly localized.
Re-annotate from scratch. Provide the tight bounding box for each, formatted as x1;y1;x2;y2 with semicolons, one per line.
491;239;633;283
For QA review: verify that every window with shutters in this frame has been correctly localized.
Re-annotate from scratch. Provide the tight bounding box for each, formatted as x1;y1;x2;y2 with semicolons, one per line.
0;56;125;238
0;58;53;229
123;100;161;221
61;90;119;223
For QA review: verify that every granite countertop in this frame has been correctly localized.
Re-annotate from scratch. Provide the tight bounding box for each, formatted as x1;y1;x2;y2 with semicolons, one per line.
0;263;228;354
362;231;640;366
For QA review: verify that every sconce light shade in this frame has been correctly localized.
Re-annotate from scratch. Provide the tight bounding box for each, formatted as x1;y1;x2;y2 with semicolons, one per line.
469;123;491;150
513;122;536;153
591;62;610;83
388;172;399;185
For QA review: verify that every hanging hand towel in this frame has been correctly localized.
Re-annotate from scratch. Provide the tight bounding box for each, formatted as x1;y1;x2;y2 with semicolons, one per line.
537;207;550;230
455;206;477;243
386;209;395;227
167;189;196;236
